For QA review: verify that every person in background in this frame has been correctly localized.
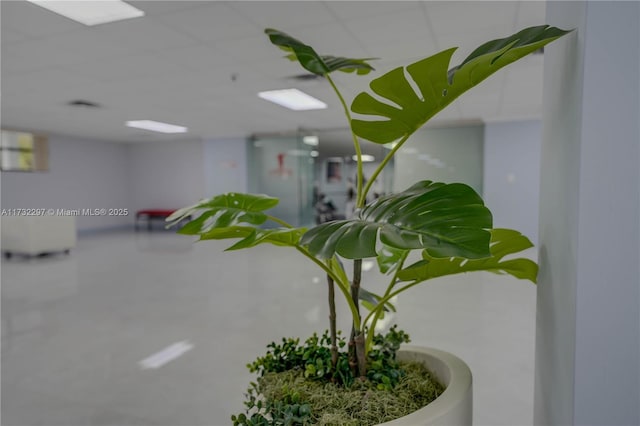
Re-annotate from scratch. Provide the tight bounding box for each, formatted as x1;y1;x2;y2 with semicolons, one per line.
345;178;356;218
315;193;337;224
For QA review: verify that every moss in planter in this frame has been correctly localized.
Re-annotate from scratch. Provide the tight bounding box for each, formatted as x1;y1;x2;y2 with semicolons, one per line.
257;361;444;425
232;329;444;425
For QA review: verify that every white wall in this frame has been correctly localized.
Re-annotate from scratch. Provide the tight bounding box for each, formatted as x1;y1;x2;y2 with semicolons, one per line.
1;135;130;231
484;120;541;245
203;137;248;197
127;140;205;215
1;136;249;233
535;2;640;425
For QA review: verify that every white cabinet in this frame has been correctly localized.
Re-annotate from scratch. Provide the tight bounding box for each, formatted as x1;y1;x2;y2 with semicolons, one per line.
1;215;76;257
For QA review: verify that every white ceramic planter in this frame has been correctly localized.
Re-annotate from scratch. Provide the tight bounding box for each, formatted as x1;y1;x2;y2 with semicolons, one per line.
379;346;473;426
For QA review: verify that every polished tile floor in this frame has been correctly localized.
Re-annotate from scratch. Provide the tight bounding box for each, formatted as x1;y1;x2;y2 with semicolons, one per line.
2;230;537;426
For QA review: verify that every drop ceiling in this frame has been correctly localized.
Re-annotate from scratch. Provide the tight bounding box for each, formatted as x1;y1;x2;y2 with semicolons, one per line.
1;0;548;152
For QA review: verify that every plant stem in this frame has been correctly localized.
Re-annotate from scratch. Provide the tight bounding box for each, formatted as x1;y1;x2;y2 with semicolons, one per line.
355;332;366;378
267;215;293;228
325;73;369;377
361;133;411;204
295;246;361;331
364;299;390;355
351;259;363;326
362;279;424;339
326;74;364;207
363;251;408;353
349;259;366;377
327;274;338;371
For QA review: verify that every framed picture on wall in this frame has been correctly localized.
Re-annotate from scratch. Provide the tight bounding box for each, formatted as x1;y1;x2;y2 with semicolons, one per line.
326;159;342;183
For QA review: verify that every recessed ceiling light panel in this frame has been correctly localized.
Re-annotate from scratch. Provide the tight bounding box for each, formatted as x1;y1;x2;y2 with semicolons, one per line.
126;120;188;134
258;89;327;111
303;135;319;146
26;0;145;26
353;154;376;162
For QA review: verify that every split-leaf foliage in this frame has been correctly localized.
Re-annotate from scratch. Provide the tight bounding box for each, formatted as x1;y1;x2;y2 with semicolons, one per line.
169;23;571;426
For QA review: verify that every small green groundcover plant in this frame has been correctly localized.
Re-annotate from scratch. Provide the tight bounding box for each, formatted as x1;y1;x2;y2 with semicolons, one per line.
232;327;444;425
168;25;570;425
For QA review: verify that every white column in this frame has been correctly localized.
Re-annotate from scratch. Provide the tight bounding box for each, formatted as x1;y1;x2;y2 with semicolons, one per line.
535;2;640;425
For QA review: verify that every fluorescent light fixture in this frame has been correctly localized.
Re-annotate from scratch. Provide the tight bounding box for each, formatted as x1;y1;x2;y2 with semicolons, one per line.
353;154;376;162
26;0;144;26
310;150;319;158
126;120;188;134
258;89;327;111
303;135;319;146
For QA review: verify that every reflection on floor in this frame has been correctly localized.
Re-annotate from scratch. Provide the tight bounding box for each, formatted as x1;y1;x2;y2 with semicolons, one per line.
2;231;537;426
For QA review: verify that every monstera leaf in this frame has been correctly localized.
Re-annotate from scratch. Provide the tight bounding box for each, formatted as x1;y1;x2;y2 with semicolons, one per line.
166;193;279;235
265;28;375;76
166;193;306;251
397;228;538;283
359;287;396;315
376;244;408;274
200;226;306;251
351;25;571;144
300;181;492;260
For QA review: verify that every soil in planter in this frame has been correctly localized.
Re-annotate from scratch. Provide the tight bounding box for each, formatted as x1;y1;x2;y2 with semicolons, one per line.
258;361;444;425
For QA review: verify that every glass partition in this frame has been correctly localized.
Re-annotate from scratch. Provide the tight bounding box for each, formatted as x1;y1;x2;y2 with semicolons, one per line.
393;125;484;194
247;135;315;227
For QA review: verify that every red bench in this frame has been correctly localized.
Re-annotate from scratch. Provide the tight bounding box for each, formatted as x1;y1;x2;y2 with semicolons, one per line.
135;209;177;231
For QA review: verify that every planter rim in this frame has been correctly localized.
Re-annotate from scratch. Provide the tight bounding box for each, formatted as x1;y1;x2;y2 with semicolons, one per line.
378;345;473;425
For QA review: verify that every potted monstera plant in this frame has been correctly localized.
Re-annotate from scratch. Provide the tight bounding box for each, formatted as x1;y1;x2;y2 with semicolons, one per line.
168;25;570;425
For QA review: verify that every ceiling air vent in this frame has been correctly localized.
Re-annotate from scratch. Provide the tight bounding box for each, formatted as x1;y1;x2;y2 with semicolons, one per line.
67;100;101;108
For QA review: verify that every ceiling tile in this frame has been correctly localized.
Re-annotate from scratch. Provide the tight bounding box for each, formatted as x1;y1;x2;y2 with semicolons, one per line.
1;69;101;97
3;30;145;72
155;3;262;43
229;1;336;29
0;0;85;39
430;103;463;123
343;8;431;48
248;56;304;80
424;1;518;37
325;1;424;21
501;64;544;99
212;34;282;64
157;45;240;74
278;23;366;57
90;18;200;52
515;1;546;30
1;27;31;45
65;53;186;83
127;1;206;16
499;66;543;117
458;93;502;118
